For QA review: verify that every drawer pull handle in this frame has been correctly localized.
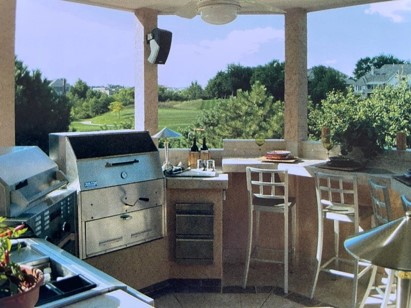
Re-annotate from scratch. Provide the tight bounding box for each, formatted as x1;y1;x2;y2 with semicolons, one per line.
120;214;132;220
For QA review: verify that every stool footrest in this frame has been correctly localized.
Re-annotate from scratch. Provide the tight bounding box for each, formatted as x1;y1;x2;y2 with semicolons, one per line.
320;256;372;280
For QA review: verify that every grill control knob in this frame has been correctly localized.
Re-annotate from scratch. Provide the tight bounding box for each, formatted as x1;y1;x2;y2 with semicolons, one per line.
62;221;71;233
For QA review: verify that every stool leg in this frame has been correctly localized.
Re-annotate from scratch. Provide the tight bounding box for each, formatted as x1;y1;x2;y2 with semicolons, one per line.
381;269;395;308
284;210;289;294
359;265;378;308
255;210;260;245
311;213;324;299
352;259;359;308
334;220;340;267
291;204;297;266
243;208;254;289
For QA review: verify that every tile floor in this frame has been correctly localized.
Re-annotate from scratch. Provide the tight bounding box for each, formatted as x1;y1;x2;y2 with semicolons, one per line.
153;262;393;308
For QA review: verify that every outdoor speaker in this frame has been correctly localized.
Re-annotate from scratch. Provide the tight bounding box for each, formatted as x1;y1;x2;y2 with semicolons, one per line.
147;28;172;65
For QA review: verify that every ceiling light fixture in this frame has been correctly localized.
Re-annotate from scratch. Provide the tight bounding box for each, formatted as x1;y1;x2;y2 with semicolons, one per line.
198;0;240;25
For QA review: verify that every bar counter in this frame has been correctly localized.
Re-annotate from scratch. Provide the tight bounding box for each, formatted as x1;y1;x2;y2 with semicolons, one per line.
221;155;410;271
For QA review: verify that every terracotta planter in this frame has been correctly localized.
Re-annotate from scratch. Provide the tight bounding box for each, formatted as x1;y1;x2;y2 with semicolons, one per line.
0;266;44;308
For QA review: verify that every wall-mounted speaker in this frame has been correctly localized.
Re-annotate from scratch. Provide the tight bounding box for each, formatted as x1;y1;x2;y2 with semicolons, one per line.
147;28;172;65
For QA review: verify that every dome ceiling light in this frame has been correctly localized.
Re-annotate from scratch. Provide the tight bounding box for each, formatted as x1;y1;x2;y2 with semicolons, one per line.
175;0;285;25
198;0;240;25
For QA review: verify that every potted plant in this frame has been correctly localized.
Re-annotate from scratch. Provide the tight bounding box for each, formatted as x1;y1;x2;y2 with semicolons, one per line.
0;218;43;308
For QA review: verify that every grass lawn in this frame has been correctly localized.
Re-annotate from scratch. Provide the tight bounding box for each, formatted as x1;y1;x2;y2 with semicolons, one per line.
70;99;217;132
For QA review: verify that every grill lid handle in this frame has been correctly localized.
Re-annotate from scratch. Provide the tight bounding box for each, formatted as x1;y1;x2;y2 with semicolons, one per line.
105;159;139;168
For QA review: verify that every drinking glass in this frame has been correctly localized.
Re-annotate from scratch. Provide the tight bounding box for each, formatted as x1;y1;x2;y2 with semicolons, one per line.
321;127;334;158
255;134;265;156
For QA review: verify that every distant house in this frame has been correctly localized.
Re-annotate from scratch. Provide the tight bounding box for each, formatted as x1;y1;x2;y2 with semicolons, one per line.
91;86;111;95
49;78;70;95
353;64;411;97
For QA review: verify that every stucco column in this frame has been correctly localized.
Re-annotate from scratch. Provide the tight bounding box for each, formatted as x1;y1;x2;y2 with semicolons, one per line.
134;9;158;135
284;8;308;156
0;0;16;146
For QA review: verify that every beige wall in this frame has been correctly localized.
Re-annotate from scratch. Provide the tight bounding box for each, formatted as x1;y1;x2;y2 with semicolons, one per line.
0;0;16;146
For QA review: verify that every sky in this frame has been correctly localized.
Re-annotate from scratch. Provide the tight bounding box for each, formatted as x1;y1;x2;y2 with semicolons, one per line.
15;0;411;89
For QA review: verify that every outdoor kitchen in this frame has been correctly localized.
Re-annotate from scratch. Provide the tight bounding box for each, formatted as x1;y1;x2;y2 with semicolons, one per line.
1;0;411;307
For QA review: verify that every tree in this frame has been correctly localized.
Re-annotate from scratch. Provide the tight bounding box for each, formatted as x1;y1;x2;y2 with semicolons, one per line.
367;80;411;147
15;59;71;153
353;54;405;79
251;60;285;102
181;82;284;148
205;64;252;98
205;71;231;98
308;81;411;157
67;80;112;119
112;87;134;106
109;101;124;119
308;65;348;107
181;81;204;100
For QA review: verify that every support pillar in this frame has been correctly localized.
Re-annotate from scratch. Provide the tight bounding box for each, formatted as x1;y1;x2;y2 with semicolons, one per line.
134;9;158;135
0;0;16;146
284;8;308;156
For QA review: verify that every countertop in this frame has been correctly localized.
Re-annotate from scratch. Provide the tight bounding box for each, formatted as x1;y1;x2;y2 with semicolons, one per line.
166;171;228;190
222;157;410;197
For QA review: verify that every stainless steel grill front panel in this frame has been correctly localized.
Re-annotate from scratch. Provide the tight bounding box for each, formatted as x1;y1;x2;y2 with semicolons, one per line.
49;130;165;259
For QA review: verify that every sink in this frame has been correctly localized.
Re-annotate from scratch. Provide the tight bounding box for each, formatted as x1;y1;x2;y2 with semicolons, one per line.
37;274;96;306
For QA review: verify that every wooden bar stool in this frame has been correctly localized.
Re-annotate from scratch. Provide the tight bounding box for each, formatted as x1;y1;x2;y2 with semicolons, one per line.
310;172;373;307
242;167;296;294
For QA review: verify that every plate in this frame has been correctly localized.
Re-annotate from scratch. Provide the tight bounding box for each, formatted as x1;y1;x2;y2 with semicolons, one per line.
265;150;291;160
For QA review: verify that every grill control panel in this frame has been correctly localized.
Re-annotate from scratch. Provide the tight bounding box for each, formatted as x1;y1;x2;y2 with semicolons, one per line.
5;189;77;255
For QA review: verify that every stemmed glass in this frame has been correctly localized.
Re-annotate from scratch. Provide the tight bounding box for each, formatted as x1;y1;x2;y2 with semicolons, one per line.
255;134;265;156
321;127;334;158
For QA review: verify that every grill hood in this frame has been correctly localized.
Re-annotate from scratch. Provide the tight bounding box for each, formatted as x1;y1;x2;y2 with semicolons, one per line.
49;130;164;191
0;146;67;217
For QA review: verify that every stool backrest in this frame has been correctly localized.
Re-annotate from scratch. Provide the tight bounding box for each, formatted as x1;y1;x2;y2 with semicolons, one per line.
368;178;392;226
246;167;288;207
314;172;359;228
401;195;411;214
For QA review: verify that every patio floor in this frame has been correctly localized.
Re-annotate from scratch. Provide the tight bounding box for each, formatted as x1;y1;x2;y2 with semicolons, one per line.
153;261;393;307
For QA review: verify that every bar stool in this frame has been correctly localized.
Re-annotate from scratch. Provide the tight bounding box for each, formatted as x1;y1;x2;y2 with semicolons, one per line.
310;172;372;307
359;178;395;308
242;167;296;294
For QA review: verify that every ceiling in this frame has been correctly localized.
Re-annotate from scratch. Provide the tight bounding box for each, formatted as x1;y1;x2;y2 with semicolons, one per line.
65;0;391;16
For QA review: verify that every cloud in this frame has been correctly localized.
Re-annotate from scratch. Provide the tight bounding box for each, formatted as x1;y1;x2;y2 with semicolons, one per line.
160;27;284;87
365;0;411;23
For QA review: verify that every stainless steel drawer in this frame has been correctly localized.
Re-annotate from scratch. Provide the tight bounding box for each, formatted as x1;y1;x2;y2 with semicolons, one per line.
85;205;163;257
175;238;213;264
175;203;214;264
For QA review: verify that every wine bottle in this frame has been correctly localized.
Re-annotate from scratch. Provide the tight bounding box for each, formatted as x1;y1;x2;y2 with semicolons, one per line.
201;137;208;151
191;137;199;152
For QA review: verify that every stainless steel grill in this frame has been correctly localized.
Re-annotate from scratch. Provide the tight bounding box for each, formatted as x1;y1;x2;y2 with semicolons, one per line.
49;130;165;259
0;146;77;255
